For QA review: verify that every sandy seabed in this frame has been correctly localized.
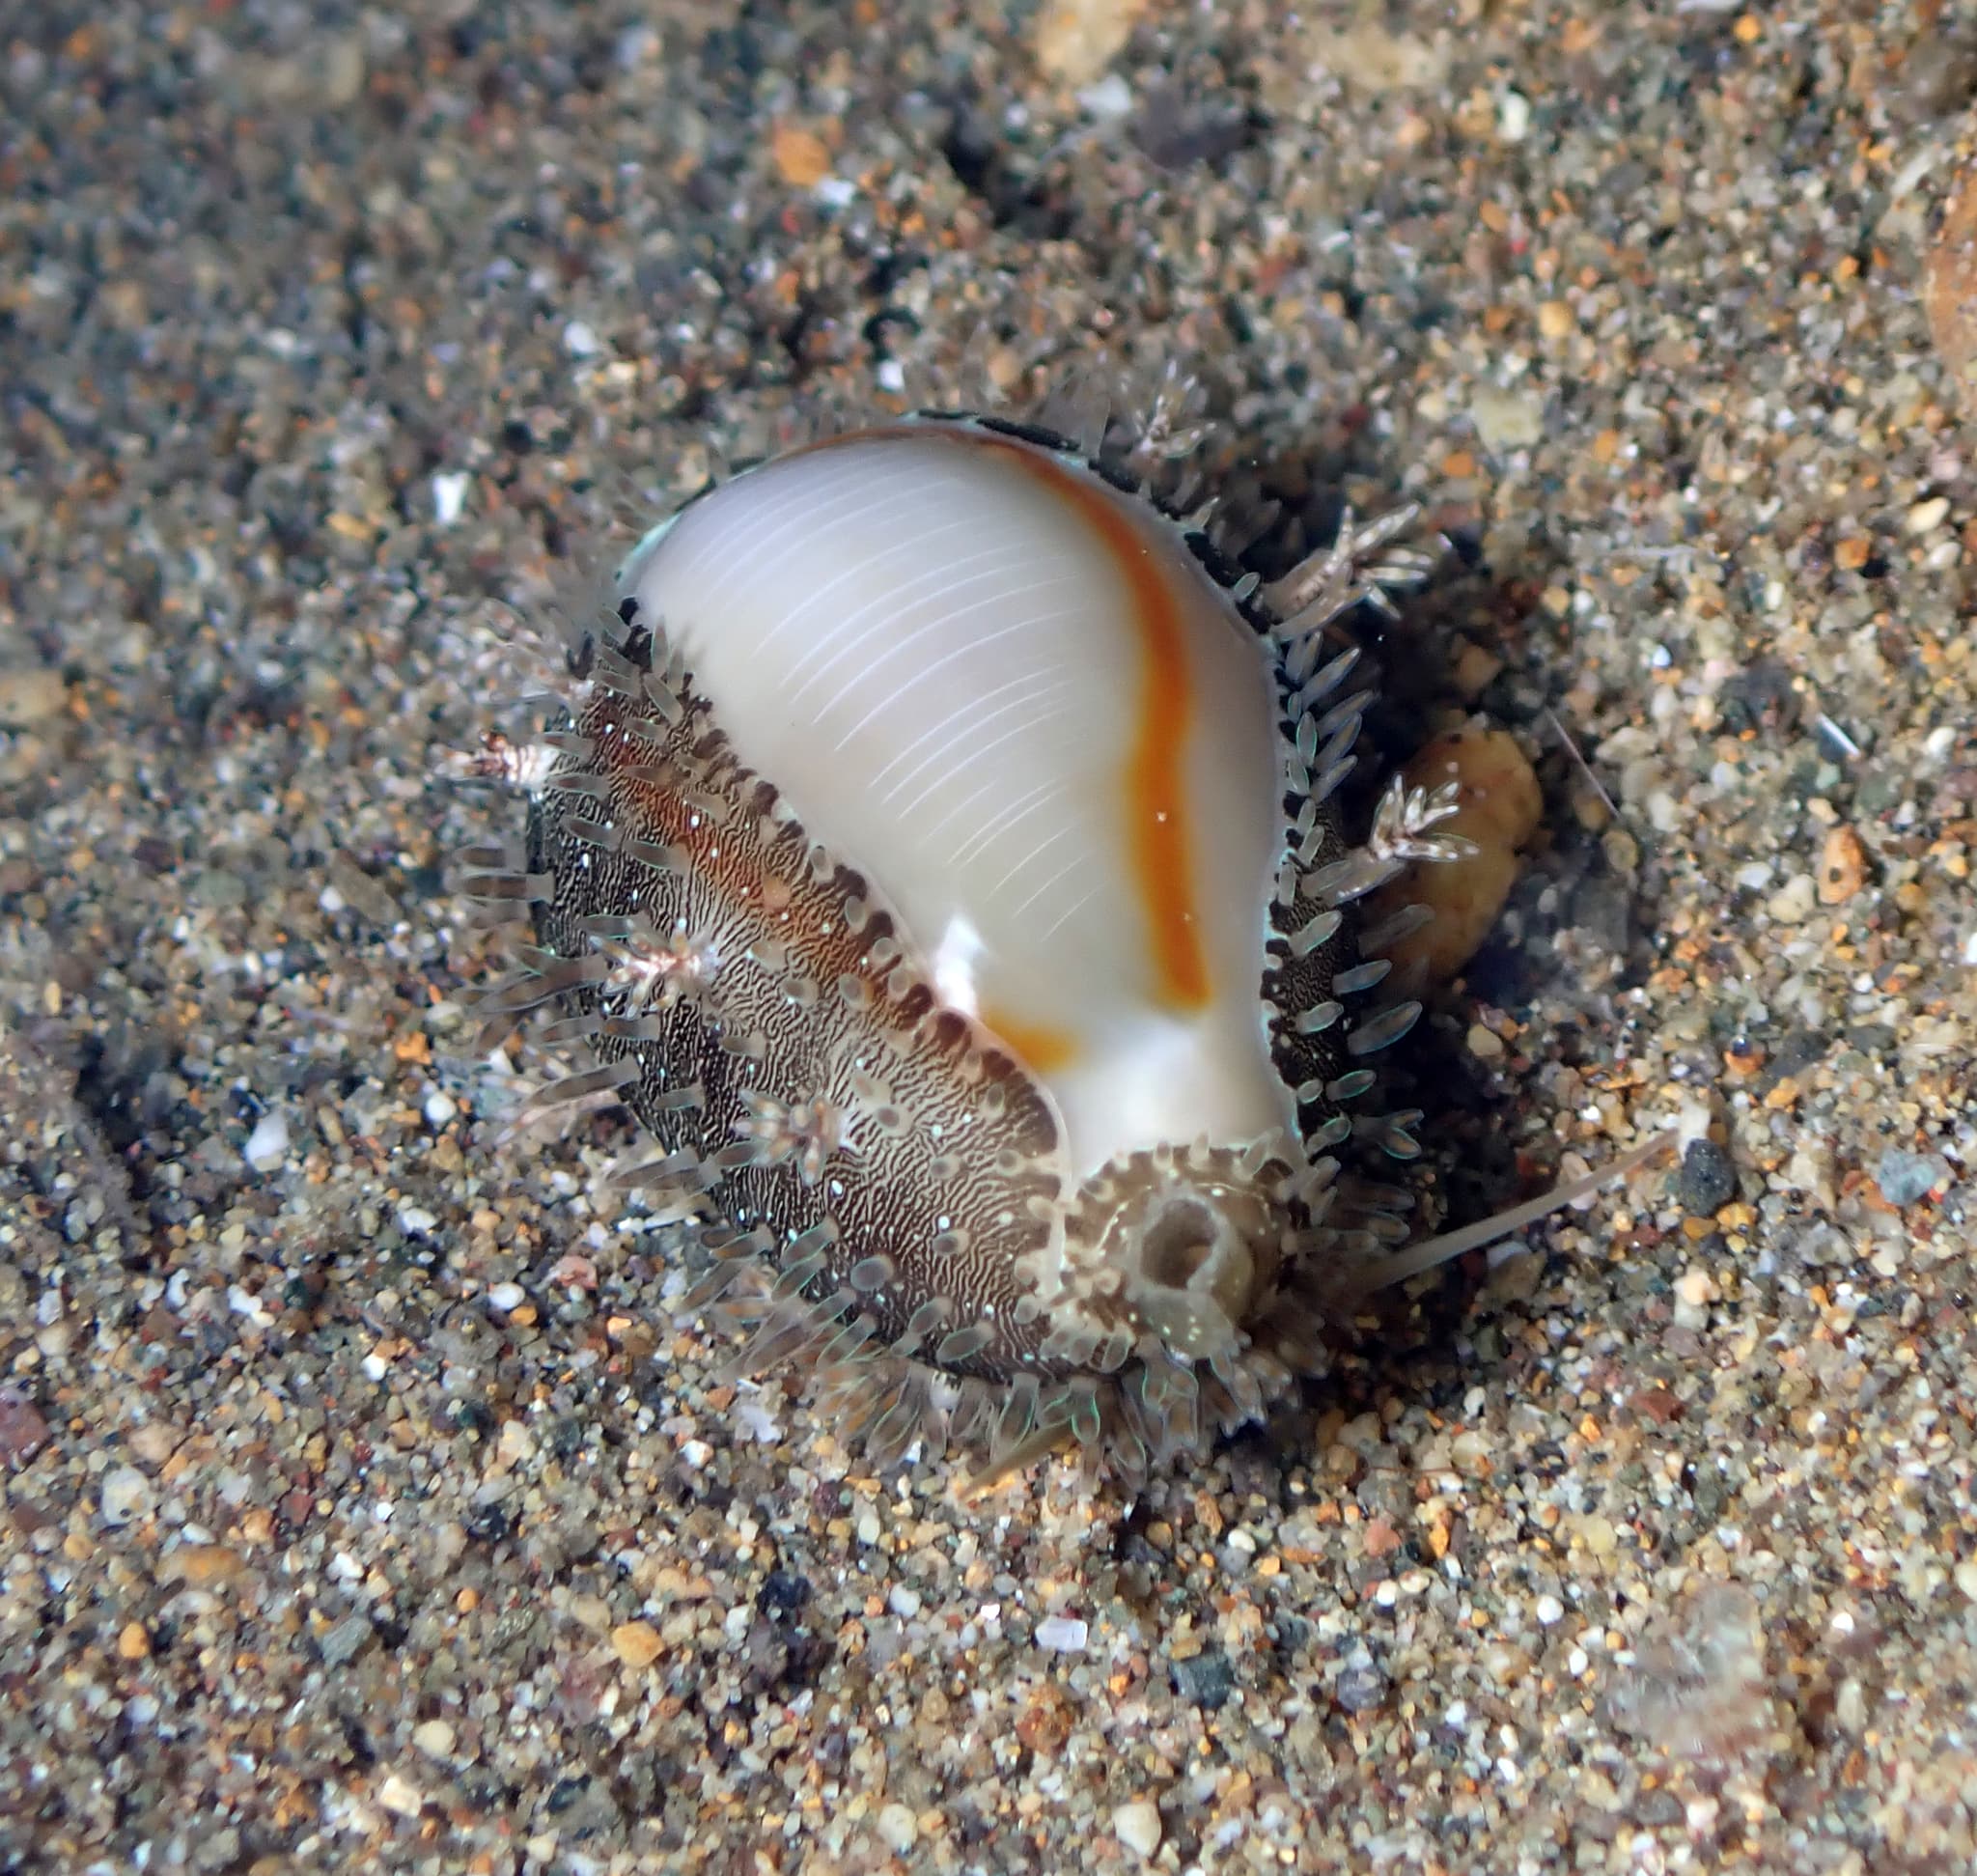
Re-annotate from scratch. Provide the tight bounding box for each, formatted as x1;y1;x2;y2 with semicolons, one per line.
3;2;1976;1871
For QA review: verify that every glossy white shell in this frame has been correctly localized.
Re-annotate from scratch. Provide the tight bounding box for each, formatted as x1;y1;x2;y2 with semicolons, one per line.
620;425;1295;1185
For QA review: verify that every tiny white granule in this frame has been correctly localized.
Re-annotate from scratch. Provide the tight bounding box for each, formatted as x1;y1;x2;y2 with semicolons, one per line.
243;1111;289;1172
431;472;469;525
1078;73;1133;119
1035;1614;1088;1653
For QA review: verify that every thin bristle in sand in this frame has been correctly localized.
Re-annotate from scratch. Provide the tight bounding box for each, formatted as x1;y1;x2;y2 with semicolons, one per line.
1362;1130;1678;1292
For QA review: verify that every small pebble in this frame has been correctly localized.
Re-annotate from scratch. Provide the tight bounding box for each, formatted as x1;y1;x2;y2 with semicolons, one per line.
1170;1647;1235;1709
117;1621;151;1661
1601;825;1640;876
0;1387;50;1463
320;1615;375;1667
1077;71;1133;119
127;1423;178;1467
376;1772;424;1819
876;1802;919;1854
0;665;66;728
411;1719;458;1759
242;1111;289;1173
1449;637;1506;698
431;471;469;525
1033;0;1146;85
100;1465;153;1526
1676;1265;1723;1312
1314;21;1449;94
487;1281;526;1312
770;123;831;189
1471;384;1545;451
611;1620;664;1668
165;1543;245;1586
1035;1614;1089;1653
1333;1660;1389;1714
1875;1148;1950;1207
1818;826;1867;905
1679;1138;1738;1215
1766;875;1818;924
1112;1800;1163;1859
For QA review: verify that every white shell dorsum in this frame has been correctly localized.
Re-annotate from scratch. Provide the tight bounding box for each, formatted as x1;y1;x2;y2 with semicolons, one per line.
618;422;1295;1188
